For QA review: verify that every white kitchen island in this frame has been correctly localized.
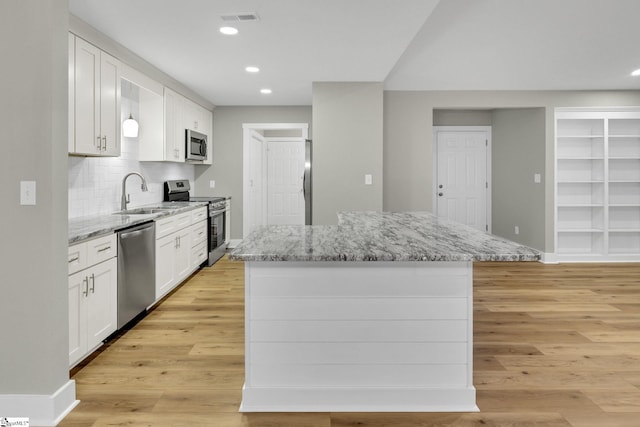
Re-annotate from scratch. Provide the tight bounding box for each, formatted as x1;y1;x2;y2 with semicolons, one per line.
229;212;540;412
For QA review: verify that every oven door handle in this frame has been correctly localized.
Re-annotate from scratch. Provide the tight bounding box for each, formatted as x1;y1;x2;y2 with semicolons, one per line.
209;208;227;216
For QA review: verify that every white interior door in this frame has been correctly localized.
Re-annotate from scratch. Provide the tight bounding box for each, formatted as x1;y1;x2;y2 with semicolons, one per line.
435;127;490;232
267;139;305;225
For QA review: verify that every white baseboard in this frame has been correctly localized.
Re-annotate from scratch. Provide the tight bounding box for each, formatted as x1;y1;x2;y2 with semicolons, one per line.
227;239;242;250
0;380;79;426
240;385;479;412
540;252;559;264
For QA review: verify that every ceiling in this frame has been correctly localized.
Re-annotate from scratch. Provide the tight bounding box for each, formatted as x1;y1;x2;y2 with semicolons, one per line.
69;0;640;107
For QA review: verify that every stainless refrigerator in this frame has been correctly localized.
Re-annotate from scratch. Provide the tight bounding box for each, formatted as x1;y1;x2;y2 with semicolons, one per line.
304;139;312;225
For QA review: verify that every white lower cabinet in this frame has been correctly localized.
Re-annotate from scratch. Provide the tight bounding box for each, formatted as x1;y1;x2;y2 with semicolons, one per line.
190;219;208;268
155;207;208;300
68;234;117;367
174;227;193;283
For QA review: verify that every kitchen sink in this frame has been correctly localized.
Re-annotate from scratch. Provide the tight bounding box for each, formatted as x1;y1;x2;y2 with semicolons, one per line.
112;207;175;215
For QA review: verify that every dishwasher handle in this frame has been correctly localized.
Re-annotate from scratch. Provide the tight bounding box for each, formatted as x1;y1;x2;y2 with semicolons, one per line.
118;222;155;240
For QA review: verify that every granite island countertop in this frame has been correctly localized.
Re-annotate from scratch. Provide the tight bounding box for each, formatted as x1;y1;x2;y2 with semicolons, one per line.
229;211;541;262
68;201;208;244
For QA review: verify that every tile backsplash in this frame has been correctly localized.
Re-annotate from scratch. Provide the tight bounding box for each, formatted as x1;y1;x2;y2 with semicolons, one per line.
68;136;195;218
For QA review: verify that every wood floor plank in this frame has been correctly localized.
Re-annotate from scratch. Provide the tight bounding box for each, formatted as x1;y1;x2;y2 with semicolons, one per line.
494;354;640;370
331;412;572;427
582;390;640;412
59;258;640;427
562;412;640;427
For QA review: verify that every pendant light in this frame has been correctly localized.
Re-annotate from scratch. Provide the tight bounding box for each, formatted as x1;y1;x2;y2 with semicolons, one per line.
122;113;139;138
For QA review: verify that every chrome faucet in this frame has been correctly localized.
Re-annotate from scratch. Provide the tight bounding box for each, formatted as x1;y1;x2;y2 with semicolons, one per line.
121;172;149;210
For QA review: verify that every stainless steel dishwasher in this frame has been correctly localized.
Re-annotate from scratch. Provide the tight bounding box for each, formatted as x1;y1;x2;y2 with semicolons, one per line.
117;221;156;329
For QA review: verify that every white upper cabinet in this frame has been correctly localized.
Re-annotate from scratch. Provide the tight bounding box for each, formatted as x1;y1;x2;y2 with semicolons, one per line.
68;33;75;153
164;87;186;162
183;98;211;135
182;97;213;165
138;87;212;164
69;34;121;156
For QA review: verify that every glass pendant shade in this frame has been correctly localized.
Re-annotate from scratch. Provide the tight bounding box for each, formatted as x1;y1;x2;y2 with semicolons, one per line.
123;113;139;138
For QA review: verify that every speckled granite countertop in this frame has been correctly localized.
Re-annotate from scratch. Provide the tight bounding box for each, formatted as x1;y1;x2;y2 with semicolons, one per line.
68;202;208;244
229;211;541;262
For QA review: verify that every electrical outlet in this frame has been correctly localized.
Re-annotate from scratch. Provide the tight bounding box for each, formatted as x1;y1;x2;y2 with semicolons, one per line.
209;180;215;189
534;173;541;184
365;174;372;185
514;225;520;235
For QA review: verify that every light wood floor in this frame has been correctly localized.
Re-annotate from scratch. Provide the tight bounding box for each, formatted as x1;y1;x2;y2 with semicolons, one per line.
59;257;640;427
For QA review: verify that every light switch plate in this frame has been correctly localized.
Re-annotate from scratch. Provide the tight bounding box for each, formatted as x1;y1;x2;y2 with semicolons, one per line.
365;174;373;185
20;180;36;205
209;180;216;189
534;173;541;184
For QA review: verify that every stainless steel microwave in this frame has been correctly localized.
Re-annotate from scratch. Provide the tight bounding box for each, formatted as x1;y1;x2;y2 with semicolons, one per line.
185;129;207;161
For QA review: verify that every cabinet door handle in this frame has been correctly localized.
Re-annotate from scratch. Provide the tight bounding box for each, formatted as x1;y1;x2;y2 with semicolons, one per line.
69;256;79;263
89;273;95;293
96;136;102;151
97;246;111;253
175;236;179;249
102;136;107;151
82;277;89;297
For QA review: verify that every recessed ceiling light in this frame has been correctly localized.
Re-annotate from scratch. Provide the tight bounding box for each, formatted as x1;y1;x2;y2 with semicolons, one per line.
260;88;272;94
219;26;238;35
245;66;260;73
631;68;640;77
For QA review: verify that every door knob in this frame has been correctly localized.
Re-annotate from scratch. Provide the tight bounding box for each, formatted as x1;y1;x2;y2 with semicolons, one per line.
438;192;443;197
439;184;443;188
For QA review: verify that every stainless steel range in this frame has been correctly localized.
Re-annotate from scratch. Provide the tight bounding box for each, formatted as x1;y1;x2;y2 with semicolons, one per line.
164;180;227;266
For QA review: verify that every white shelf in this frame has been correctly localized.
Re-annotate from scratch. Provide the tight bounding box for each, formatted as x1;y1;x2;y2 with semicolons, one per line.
555;109;640;261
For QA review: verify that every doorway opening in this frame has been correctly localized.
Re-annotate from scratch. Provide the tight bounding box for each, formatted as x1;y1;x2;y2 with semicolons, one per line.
242;123;309;237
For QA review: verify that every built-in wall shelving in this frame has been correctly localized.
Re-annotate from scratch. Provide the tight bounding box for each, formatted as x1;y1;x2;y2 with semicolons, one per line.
555;110;640;261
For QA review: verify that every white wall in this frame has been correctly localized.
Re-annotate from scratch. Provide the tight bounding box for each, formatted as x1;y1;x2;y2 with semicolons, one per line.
0;0;75;421
312;82;384;225
492;108;546;250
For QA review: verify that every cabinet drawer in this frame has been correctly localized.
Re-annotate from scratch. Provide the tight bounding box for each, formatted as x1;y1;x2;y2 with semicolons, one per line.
68;242;88;275
192;240;208;267
156;210;195;240
190;220;208;247
69;233;116;275
191;206;208;223
155;216;177;239
174;211;192;229
87;234;117;266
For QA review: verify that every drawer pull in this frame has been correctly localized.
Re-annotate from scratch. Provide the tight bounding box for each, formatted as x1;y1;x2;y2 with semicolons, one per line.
69;256;80;263
97;246;111;253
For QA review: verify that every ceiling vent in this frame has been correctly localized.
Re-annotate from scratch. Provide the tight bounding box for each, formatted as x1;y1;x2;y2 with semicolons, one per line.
221;13;260;22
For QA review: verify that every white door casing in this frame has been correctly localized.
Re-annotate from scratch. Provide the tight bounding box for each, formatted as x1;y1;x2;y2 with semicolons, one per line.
267;139;306;225
245;130;266;236
434;126;491;232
